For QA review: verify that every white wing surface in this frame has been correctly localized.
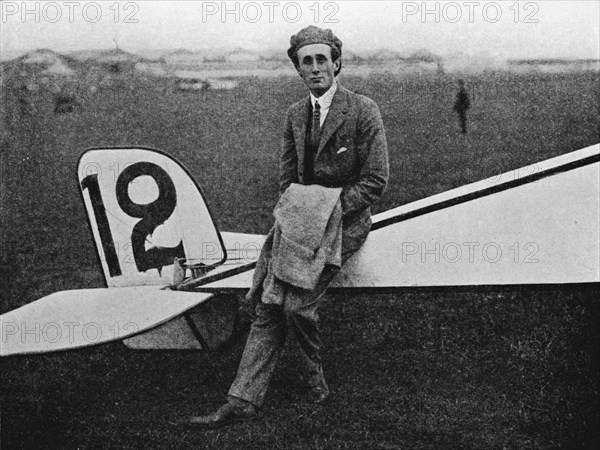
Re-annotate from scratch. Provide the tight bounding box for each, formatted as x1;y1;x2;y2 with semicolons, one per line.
333;144;599;288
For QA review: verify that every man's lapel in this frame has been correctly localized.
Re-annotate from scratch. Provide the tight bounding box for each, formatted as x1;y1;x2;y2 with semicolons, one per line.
317;86;348;157
291;97;311;172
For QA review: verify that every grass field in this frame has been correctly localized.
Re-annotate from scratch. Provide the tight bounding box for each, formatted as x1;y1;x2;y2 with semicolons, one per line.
1;68;599;448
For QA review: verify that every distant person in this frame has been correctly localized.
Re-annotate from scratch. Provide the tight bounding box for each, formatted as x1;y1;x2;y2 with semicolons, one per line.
17;84;32;117
454;79;470;134
54;92;77;114
189;25;389;428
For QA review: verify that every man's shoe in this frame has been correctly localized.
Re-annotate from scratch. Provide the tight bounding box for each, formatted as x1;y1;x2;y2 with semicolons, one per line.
306;386;330;404
189;401;257;428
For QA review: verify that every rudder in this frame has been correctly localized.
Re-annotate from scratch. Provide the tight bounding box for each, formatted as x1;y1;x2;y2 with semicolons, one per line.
78;147;226;288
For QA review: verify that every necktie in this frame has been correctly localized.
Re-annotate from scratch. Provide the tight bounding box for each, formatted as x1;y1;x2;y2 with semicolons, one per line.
309;100;321;150
313;100;321;135
305;101;321;184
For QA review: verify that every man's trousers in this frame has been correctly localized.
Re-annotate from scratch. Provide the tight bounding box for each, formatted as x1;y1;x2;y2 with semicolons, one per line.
228;268;337;408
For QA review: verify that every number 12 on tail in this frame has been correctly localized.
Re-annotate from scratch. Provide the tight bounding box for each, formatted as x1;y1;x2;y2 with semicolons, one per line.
81;162;185;277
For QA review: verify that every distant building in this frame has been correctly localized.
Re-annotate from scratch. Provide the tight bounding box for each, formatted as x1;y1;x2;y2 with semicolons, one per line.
70;48;147;74
164;50;205;67
205;79;239;90
176;79;209;91
406;48;440;64
368;48;403;61
342;49;358;62
135;62;169;77
226;48;260;62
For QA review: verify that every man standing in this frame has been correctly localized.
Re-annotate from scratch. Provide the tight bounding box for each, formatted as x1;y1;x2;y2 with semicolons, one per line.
190;26;389;427
454;79;471;134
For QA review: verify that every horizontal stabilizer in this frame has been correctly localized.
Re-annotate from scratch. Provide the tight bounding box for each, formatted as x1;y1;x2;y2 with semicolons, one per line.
0;287;213;356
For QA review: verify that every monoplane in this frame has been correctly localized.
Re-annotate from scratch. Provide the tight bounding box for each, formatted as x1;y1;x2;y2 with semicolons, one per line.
1;144;598;356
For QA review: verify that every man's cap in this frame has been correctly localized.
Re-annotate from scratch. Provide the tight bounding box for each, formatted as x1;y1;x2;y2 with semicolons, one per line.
287;26;342;61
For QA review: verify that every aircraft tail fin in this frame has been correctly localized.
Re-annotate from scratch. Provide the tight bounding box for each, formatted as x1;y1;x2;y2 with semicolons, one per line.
78;147;226;288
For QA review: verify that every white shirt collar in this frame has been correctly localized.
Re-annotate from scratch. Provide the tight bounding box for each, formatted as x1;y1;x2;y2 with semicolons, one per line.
310;80;337;110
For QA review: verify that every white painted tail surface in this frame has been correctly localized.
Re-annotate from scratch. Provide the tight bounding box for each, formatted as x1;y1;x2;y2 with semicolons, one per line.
78;148;226;288
0;287;213;356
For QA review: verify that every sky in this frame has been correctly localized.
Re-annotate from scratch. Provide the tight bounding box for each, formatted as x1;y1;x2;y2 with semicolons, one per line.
1;1;599;60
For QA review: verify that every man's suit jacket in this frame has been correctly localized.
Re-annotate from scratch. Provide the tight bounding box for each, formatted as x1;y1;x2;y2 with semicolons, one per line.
279;84;389;257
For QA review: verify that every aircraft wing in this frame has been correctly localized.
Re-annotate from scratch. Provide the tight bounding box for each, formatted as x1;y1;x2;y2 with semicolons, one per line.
188;144;600;293
333;143;599;289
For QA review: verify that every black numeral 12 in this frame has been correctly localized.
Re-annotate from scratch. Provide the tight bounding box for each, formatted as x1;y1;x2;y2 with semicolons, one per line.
81;162;185;276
